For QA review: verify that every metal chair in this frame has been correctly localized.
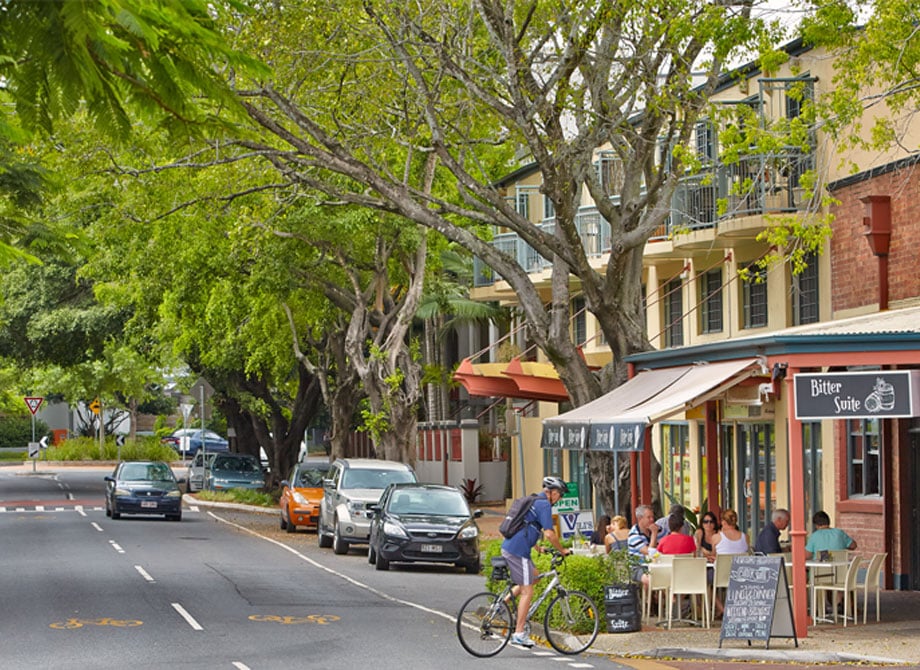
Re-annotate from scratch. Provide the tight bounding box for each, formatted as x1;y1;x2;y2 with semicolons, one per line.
858;552;887;623
667;557;710;629
812;556;860;626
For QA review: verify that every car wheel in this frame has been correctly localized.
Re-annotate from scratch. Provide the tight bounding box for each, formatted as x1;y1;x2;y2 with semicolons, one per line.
332;522;349;555
105;501;111;518
318;517;333;548
168;513;182;522
368;544;377;565
285;518;297;534
280;514;288;531
463;560;481;575
375;553;390;571
111;506;121;520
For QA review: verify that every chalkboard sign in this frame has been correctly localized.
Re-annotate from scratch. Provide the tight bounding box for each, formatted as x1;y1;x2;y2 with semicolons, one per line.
719;555;797;649
603;583;641;633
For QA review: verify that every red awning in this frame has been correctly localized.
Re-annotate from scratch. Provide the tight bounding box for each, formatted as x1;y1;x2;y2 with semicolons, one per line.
453;357;569;402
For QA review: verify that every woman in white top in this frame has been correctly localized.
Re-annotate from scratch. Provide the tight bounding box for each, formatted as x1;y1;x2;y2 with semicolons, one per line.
712;508;749;555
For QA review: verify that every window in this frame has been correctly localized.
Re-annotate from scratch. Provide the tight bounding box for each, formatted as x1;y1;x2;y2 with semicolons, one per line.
695;120;715;162
596;152;624;196
700;268;723;333
661;423;690;507
847;418;881;497
515;189;530;219
572;297;586;346
664;278;683;347
802;422;822;524
742;267;768;328
793;253;819;325
543;194;555;221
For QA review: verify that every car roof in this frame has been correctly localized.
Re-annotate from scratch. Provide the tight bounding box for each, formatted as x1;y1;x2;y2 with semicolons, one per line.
386;483;458;493
337;458;412;471
300;458;331;468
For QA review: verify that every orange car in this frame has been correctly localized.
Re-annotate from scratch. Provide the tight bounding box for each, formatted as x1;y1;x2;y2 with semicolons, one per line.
279;459;329;533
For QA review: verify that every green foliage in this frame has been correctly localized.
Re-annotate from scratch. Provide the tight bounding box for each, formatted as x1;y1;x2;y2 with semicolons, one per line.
195;488;278;507
0;415;50;449
459;478;484;504
46;436;177;462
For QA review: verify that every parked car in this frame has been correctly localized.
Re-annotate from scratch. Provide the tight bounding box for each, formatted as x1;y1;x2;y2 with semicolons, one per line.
104;461;184;521
161;428;229;459
368;483;482;573
279;458;329;533
318;458;417;554
203;453;264;491
185;451;218;492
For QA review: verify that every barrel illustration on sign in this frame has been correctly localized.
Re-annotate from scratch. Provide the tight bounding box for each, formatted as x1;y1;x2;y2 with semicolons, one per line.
719;555;797;649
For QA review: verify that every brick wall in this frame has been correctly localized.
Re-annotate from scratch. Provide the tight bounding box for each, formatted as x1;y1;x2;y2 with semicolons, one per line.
831;166;920;312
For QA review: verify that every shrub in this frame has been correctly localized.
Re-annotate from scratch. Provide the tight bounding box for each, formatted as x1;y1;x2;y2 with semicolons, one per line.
480;538;639;623
459;477;484;503
47;436;178;462
0;415;50;449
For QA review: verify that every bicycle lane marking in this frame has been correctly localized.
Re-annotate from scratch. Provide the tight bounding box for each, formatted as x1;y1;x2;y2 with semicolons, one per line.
208;511;597;668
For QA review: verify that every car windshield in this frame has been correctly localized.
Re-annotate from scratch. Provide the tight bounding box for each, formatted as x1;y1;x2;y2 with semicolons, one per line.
341;469;415;490
212;456;259;473
298;468;325;487
388;489;469;516
121;463;173;482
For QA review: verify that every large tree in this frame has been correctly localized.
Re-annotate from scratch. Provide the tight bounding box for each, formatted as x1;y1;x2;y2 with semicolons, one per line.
213;0;777;511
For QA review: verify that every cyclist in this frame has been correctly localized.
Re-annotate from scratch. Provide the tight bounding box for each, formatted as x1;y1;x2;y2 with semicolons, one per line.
500;475;570;648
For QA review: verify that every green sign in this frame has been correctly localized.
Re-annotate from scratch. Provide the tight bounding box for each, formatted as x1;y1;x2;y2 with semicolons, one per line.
555;481;579;513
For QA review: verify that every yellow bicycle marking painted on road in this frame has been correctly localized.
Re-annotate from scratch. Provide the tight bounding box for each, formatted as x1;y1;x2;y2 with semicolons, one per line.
249;614;341;625
49;617;143;630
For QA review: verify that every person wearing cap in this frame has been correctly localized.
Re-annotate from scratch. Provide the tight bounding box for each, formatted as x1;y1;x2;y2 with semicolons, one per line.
500;476;570;648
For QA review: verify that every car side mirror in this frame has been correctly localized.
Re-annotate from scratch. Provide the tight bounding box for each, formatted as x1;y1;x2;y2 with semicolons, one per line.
323;478;334;490
473;509;483;519
368;504;381;514
104;476;114;483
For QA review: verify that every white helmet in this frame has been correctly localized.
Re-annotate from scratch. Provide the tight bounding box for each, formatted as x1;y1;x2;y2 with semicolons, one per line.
542;476;567;493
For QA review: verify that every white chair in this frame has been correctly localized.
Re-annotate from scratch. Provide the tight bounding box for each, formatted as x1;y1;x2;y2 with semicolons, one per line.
667;557;710;629
812;556;860;626
858;552;887;623
710;553;734;622
644;562;670;623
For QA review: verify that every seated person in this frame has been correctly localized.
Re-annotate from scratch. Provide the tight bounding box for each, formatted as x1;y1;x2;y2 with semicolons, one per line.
656;514;697;555
805;510;857;559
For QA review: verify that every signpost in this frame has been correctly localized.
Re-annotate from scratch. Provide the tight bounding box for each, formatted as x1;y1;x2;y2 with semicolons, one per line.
24;396;44;472
190;378;215;487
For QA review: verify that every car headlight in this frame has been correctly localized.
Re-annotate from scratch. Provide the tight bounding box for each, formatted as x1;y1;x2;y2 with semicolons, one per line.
459;525;479;540
346;501;366;515
114;487;131;497
383;520;408;538
165;489;182;498
292;492;309;504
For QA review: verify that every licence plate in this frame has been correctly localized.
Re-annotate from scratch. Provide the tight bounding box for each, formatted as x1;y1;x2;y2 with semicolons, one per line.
140;501;158;509
420;544;442;553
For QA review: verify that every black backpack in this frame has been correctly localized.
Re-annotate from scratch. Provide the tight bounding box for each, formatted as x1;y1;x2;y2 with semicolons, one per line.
499;493;540;539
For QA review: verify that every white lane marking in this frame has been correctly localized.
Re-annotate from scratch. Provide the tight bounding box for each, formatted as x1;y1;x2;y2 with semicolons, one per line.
35;505;45;512
208;512;454;624
135;565;155;583
66;492;74;500
172;603;204;631
109;540;125;554
77;507;87;517
188;505;200;512
0;507;6;512
567;664;594;668
90;522;103;531
232;663;251;670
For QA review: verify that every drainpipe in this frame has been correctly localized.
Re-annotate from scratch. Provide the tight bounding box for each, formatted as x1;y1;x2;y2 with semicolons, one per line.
861;195;892;311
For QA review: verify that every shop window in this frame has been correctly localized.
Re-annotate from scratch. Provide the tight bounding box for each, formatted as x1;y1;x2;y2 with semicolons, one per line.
847;418;881;497
572;297;586;346
660;423;690;507
700;268;723;333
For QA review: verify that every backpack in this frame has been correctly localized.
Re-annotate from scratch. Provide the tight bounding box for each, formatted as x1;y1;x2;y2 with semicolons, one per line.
499;493;540;539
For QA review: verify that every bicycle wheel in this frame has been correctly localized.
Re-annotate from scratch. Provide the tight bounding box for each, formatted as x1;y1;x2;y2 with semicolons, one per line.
543;590;599;655
456;592;513;658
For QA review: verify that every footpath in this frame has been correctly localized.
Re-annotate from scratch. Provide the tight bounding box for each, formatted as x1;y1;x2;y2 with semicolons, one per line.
476;503;920;668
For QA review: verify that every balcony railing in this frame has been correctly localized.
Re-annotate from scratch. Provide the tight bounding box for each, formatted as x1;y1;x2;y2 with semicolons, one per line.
473;148;813;286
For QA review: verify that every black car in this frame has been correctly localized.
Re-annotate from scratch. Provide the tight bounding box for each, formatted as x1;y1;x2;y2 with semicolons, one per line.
367;483;482;573
104;461;184;521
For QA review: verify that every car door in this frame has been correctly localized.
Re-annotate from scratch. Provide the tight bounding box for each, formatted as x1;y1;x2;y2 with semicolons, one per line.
369;484;394;550
321;462;342;530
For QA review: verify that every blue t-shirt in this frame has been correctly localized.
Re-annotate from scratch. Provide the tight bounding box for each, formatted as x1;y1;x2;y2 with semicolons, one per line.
501;493;554;557
805;527;854;555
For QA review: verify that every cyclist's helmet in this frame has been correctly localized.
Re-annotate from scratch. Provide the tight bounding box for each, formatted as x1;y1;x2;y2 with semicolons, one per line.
542;475;567;493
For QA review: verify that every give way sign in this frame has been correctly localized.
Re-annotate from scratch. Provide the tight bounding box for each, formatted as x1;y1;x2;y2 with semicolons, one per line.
24;397;44;415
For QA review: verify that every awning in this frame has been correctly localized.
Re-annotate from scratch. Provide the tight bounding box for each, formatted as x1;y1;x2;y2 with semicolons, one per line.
541;358;764;451
453;357;569;402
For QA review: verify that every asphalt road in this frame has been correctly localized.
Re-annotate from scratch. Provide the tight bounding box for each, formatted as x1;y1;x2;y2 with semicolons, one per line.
0;466;632;670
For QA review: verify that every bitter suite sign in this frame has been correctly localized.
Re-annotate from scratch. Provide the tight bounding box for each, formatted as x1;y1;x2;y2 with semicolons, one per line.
794;370;920;419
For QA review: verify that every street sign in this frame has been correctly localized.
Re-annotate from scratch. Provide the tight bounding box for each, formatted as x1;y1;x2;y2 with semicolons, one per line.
39;436;49;449
115;434;126;447
89;398;102;415
190;377;215;401
28;442;40;459
24;397;43;415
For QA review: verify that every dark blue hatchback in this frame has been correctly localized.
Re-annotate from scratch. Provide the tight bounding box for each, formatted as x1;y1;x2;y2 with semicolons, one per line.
104;461;184;521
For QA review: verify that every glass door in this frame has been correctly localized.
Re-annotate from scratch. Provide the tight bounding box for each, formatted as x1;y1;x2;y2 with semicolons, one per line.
738;422;775;539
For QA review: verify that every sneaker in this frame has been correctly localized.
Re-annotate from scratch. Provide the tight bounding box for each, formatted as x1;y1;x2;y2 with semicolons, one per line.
510;632;534;648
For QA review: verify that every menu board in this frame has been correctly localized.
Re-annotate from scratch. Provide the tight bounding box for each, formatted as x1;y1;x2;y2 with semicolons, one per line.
719;555;797;649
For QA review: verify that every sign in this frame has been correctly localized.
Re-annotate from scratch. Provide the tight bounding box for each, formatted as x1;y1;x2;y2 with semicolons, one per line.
190;377;215;401
39;436;49;449
89;398;102;415
28;442;40;459
541;422;646;451
604;583;641;633
719;555;796;649
554;481;580;514
24;397;43;415
115;434;126;447
559;511;594;539
794;370;920;419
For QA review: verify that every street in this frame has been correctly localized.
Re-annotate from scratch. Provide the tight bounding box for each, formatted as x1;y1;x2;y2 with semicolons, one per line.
0;466;630;670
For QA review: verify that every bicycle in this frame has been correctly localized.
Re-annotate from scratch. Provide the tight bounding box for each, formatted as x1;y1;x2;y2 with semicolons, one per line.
455;549;599;657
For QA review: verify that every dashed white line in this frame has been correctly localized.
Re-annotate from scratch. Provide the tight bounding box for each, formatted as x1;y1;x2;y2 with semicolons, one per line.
171;603;203;631
109;540;125;554
35;505;45;512
90;522;104;532
567;664;594;668
232;663;251;670
76;506;87;517
134;565;155;583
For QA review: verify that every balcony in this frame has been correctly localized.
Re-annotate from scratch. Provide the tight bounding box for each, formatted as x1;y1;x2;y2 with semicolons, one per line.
473;147;814;287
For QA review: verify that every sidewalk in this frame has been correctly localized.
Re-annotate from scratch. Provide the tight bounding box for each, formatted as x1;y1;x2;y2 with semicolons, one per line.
476;503;920;666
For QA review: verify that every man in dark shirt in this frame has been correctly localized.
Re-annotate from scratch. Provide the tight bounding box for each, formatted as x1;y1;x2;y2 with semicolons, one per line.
754;508;790;554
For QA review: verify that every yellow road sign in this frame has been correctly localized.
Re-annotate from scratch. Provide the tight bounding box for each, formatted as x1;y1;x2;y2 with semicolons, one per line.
89;398;101;415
